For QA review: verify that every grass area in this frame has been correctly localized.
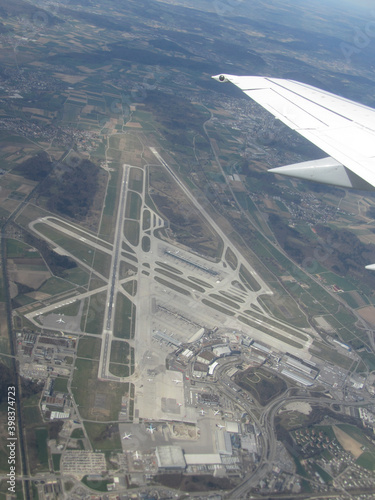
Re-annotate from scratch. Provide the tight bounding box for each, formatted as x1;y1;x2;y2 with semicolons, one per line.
337;424;375;449
358;350;375;371
238;315;303;349
53;377;69;393
122;280;137;296
110;340;130;364
34;223;97;266
72;359;127;421
121;251;138;262
91;250;112;278
188;276;213;288
318;271;356;291
123;220;140;246
220;290;245;303
119;261;137;279
356;452;375;470
52;453;61;471
71;428;85;439
77;337;102;360
71;358;99;418
6;239;40;258
154;276;191;297
38;277;74;295
154;268;205;292
62;266;89;286
81;475;112;492
141;235;151;252
155;261;183;274
142;209;151;230
113;293;136;339
109;363;130;377
128;167;143;193
125;191;142;220
53;299;80;317
83;422;121;452
310;341;354;370
82;291;106;334
22;406;43;426
239;264;261;292
243;309;309;341
202;298;235;316
225;246;238;270
209;293;240;310
35;428;49;471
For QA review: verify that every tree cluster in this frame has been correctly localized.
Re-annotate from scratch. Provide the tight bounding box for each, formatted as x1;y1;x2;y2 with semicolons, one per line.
13;151;53;181
40;159;100;219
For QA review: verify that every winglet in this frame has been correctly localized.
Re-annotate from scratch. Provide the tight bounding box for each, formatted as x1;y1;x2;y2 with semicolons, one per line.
212;74;230;83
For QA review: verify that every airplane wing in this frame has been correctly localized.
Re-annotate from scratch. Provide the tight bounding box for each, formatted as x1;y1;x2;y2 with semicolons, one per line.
212;74;375;191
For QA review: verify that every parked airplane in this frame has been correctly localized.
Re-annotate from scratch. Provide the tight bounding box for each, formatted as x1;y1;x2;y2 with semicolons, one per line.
122;433;132;440
199;409;206;416
214;410;220;416
173;379;181;384
213;74;375;269
147;424;156;434
177;402;183;406
216;424;225;429
56;317;65;324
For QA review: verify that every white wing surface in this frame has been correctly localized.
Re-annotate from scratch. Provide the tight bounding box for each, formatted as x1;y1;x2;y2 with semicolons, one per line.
212;74;375;190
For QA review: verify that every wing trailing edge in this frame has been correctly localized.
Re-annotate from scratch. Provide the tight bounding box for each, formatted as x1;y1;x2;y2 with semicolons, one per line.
269;157;374;190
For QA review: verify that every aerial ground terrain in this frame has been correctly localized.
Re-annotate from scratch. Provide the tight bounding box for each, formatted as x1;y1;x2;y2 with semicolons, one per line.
0;0;375;498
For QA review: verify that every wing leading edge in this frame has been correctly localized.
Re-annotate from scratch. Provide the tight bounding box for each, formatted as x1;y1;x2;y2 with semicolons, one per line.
212;74;375;190
213;74;375;270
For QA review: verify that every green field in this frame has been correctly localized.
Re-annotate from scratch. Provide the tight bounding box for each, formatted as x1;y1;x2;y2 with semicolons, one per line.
38;277;74;295
110;340;130;364
225;246;238;271
77;337;102;360
239;264;261;292
142;209;151;230
6;239;40;259
310;341;354;370
155;268;205;292
113;293;136;339
209;293;240;310
155;261;183;275
356;452;375;470
238;315;303;349
202;298;235;316
53;377;69;393
82;291;106;334
35;428;49;471
124;220;140;246
109;363;130;377
52;454;61;471
83;422;121;452
122;279;137;296
125;191;142;220
141;235;151;252
154;276;191;297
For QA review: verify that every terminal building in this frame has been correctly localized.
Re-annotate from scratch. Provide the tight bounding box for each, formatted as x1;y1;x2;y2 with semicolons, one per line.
155;446;186;471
